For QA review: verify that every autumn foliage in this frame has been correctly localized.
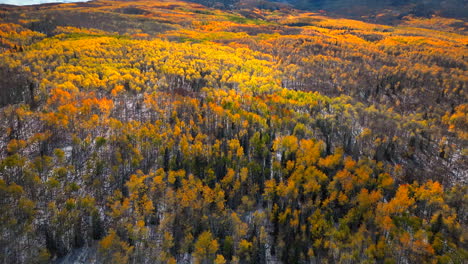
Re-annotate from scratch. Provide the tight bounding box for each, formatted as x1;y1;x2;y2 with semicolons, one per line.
0;0;466;263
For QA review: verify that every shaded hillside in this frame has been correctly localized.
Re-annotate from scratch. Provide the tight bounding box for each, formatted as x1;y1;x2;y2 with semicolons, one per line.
193;0;468;25
285;0;468;19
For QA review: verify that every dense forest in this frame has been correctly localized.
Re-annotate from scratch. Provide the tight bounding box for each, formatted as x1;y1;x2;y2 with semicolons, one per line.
0;0;467;263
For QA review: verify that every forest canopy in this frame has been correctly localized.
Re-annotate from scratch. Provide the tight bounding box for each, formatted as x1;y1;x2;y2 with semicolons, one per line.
0;0;466;263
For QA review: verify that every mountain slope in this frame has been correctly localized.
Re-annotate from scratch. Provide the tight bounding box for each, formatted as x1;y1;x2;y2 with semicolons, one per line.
284;0;468;19
194;0;468;24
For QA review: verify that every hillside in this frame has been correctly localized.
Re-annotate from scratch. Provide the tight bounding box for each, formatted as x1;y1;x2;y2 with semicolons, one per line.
0;0;467;263
182;0;468;24
279;0;468;22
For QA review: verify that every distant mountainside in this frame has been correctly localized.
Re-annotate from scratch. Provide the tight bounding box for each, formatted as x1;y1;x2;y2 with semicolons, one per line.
190;0;468;23
283;0;468;21
2;0;465;24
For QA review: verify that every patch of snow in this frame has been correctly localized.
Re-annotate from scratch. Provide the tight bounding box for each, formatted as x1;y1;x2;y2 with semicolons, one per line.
62;146;73;159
